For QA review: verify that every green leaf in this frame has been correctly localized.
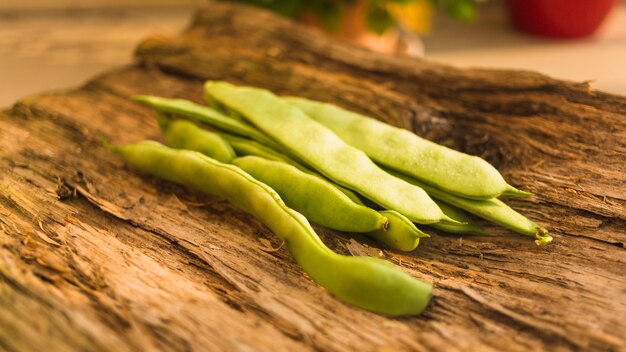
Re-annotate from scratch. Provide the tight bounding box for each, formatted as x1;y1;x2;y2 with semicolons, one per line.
366;0;395;35
306;1;344;33
446;0;476;22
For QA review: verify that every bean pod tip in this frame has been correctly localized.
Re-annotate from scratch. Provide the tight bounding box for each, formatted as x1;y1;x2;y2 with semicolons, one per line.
505;185;534;198
534;227;553;246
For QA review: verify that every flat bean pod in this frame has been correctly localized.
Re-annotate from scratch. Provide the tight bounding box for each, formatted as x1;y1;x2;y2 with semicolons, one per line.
156;112;235;163
110;141;432;315
221;133;306;170
368;210;429;252
286;97;530;200
233;156;387;233
235;156;426;251
429;200;486;236
203;90;256;122
132;95;282;151
204;94;246;121
388;169;552;246
221;133;365;206
204;81;454;225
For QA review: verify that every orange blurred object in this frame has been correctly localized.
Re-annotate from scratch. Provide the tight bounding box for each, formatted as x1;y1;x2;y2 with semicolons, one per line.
298;0;401;53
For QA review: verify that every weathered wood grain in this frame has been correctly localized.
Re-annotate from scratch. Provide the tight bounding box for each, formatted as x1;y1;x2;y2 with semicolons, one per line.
1;3;624;351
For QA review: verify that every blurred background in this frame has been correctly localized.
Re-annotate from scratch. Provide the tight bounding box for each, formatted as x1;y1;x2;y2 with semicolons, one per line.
1;0;624;107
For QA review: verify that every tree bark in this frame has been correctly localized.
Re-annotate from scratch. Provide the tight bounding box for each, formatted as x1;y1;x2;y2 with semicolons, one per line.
1;3;624;351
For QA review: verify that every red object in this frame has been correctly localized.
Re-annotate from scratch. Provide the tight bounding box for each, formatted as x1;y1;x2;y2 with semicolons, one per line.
507;0;617;38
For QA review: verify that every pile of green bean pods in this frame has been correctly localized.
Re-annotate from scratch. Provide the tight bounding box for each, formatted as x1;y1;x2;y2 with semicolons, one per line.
110;81;551;316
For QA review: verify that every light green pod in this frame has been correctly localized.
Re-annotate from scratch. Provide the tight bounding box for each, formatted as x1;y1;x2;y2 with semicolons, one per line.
389;169;552;246
204;93;244;120
286;97;531;200
233;156;386;233
156;112;235;163
429;200;486;236
132;95;282;151
368;210;429;252
222;133;365;206
208;97;247;122
235;156;426;251
221;133;306;170
110;141;432;315
204;81;454;225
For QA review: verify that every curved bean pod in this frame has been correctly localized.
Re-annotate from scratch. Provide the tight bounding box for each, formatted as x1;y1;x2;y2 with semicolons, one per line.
221;133;365;206
234;156;426;251
368;210;429;252
286;97;530;200
233;156;387;233
156;112;235;163
204;94;246;121
132;95;282;151
110;141;432;315
221;133;306;170
388;169;552;246
429;200;486;236
204;81;454;225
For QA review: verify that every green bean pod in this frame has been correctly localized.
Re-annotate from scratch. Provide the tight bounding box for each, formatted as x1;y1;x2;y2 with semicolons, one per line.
204;81;454;225
110;141;432;315
204;93;245;121
132;95;282;151
221;133;306;170
235;156;426;251
224;141;428;251
233;156;387;233
368;210;429;252
388;169;552;246
429;200;486;236
156;112;235;163
285;97;530;200
222;133;365;206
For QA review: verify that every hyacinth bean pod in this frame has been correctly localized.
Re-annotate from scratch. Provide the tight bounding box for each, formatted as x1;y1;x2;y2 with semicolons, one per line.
204;81;454;225
388;169;552;246
220;133;307;171
221;133;366;206
109;141;432;315
132;95;283;151
367;210;429;252
155;112;236;163
429;200;486;236
285;97;531;200
233;156;387;233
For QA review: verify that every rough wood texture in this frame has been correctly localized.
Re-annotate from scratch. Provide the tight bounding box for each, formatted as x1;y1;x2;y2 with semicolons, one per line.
1;3;624;351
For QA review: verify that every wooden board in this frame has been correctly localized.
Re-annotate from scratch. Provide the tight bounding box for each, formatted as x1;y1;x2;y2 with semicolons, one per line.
1;3;624;351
